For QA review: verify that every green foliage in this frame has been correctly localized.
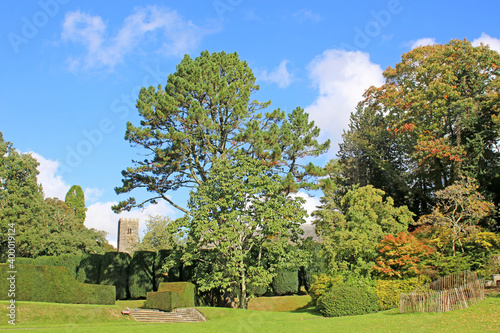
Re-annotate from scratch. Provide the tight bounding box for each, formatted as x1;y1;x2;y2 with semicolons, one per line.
479;255;500;278
13;254;86;280
272;268;299;296
65;185;87;224
134;215;182;252
337;103;410;210
30;254;83;279
375;278;425;310
113;50;329;215
77;253;104;284
99;252;131;300
429;252;473;277
0;132;46;259
176;153;309;308
299;240;328;292
314;185;414;276
0;264;114;305
316;281;378;317
145;282;195;311
128;251;156;299
0;132;109;259
308;274;343;305
154;249;183;290
247;282;268;297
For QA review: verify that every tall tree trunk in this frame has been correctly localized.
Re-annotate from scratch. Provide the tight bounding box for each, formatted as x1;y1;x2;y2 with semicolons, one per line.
239;260;247;309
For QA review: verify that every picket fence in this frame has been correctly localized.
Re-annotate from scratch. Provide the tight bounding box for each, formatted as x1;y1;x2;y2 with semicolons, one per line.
399;271;485;313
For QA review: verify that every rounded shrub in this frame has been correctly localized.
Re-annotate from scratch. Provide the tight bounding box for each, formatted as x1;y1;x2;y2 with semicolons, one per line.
308;274;343;305
317;281;378;317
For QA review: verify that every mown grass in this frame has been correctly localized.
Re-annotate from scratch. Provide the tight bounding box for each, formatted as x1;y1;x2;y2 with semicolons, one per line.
247;295;312;311
1;294;499;332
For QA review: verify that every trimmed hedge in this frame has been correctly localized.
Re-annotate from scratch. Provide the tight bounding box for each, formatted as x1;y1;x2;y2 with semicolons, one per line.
145;282;195;311
375;278;423;310
0;264;115;305
76;253;103;284
15;254;83;279
272;268;299;296
317;281;378;317
99;252;131;300
128;251;156;298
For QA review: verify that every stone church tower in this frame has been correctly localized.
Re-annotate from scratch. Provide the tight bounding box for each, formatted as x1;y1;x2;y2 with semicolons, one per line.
117;218;139;254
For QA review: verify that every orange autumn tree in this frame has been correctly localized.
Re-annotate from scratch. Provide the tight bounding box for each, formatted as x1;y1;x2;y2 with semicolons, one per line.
339;39;500;218
373;231;435;279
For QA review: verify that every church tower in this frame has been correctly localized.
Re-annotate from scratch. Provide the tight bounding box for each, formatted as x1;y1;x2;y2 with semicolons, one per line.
117;218;139;254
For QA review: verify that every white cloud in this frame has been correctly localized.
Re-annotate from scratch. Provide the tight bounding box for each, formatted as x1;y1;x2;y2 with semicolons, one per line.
30;152;70;200
290;191;321;224
472;33;500;53
258;60;294;88
61;6;212;71
408;37;437;49
292;9;322;22
84;187;104;204
85;200;178;248
305;49;384;153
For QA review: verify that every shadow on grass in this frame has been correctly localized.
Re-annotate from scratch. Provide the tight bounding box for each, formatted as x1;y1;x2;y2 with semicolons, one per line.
291;302;323;317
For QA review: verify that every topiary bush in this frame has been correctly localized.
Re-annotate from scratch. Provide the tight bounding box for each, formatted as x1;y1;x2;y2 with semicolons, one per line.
50;254;83;279
14;254;83;279
128;251;156;299
272;268;299;296
99;252;131;300
76;253;103;284
0;264;115;305
145;282;196;311
317;281;378;317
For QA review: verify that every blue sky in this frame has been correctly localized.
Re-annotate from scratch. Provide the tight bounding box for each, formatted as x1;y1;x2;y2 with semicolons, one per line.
2;0;500;247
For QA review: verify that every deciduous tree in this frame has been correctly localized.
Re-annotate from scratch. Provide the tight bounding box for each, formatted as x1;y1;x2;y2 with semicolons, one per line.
418;178;495;256
113;51;329;214
340;39;500;217
0;132;110;259
373;231;435;279
314;185;414;277
169;153;308;309
134;215;181;251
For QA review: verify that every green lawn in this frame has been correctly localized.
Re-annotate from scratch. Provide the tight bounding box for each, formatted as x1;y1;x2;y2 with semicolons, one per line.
1;295;499;332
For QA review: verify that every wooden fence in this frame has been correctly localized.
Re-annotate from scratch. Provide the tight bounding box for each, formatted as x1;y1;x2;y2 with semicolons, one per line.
399;271;485;313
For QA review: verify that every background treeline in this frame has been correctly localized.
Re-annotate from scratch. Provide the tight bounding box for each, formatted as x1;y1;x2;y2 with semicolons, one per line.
0;132;114;260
